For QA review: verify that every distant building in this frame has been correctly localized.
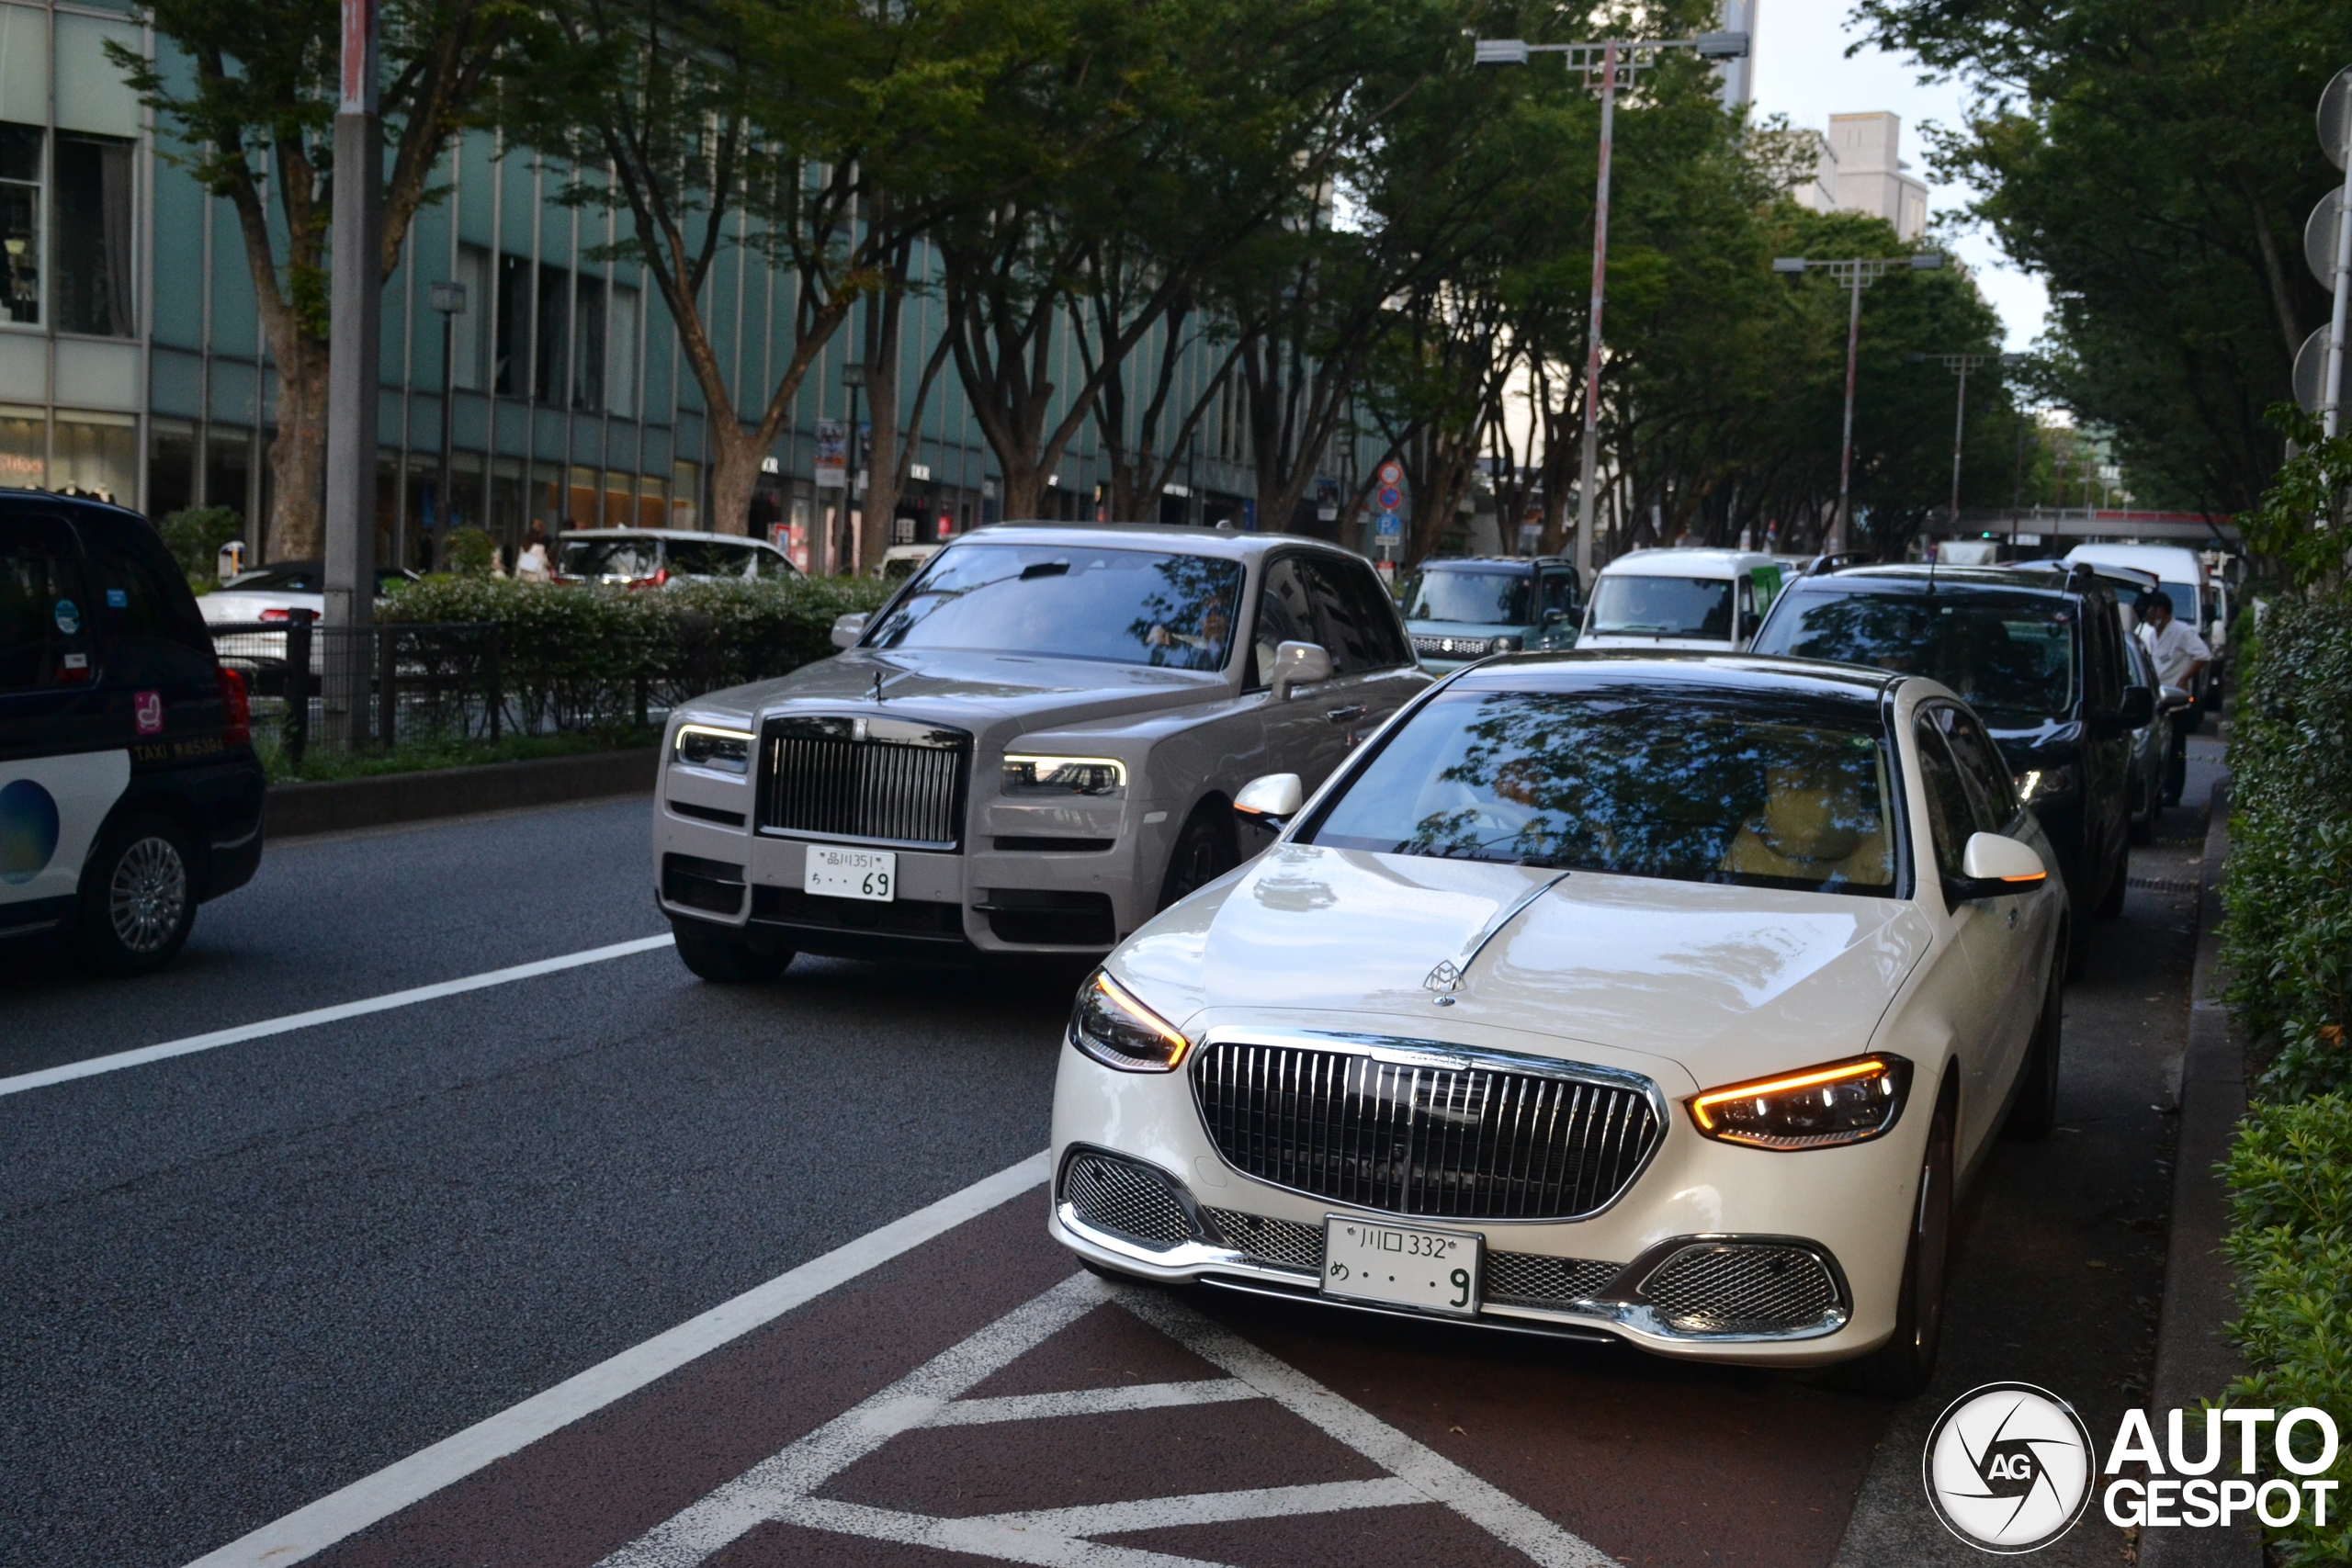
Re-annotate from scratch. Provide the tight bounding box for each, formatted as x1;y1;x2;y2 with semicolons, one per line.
1715;0;1756;113
1792;111;1930;242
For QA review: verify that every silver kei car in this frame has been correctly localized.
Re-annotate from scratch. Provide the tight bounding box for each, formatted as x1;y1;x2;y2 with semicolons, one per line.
651;524;1431;980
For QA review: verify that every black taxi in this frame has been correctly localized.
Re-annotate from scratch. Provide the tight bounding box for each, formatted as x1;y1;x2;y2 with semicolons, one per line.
1;491;265;975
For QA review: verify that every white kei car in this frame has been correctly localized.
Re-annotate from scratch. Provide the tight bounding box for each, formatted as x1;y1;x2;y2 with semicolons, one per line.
1048;652;2066;1393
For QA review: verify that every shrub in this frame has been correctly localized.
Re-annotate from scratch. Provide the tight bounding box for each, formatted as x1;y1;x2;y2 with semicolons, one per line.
444;526;500;576
160;505;244;581
2222;1095;2352;1565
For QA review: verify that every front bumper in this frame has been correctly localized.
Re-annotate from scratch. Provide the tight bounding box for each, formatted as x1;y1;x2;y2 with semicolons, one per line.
1047;1038;1920;1367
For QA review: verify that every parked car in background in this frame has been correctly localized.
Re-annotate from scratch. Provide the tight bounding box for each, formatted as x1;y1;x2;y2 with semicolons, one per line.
2;491;265;974
1394;556;1581;672
556;528;800;587
876;544;943;581
1577;547;1785;653
197;559;420;626
652;524;1431;981
2063;543;2224;711
1050;652;2064;1394
1751;561;2151;971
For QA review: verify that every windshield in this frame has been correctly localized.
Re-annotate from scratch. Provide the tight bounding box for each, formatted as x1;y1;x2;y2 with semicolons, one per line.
1589;574;1734;638
1754;587;2079;725
1306;689;1898;896
2151;581;2200;624
560;538;658;579
1399;569;1531;626
865;544;1244;671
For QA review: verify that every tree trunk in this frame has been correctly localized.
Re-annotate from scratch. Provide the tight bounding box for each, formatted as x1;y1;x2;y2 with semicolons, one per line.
859;285;905;575
707;420;763;537
265;340;330;560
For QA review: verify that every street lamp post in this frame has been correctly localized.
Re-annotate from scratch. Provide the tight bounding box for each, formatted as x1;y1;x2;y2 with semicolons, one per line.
1773;253;1944;554
427;280;468;571
841;360;865;578
1907;350;1993;537
323;0;381;748
1476;28;1748;584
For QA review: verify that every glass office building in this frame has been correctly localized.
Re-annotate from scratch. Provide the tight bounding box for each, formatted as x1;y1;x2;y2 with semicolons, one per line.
0;4;1308;571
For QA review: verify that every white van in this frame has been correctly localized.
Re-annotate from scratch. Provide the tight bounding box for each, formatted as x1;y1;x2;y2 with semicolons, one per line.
2063;543;2226;707
1577;547;1786;653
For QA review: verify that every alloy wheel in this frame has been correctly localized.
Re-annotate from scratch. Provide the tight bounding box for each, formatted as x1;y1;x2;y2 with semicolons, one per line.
108;836;188;954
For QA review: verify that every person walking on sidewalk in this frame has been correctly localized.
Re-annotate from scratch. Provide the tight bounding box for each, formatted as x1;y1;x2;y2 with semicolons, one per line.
2138;590;2210;807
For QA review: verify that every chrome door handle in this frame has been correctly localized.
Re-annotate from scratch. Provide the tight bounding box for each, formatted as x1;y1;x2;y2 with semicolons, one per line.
1326;705;1368;724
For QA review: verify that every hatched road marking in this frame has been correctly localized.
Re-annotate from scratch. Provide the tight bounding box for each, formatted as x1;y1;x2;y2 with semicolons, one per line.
594;1270;1614;1568
0;932;676;1099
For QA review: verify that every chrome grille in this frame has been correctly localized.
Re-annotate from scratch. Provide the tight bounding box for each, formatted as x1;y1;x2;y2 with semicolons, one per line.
1193;1041;1660;1222
1484;1252;1621;1309
1061;1152;1196;1251
1638;1243;1841;1335
1201;1208;1321;1273
759;715;969;849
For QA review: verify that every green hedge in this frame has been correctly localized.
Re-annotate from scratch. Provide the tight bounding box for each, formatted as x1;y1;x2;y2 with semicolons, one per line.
379;574;893;733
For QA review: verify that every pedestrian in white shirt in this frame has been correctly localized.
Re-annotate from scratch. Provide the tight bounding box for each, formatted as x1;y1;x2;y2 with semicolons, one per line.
2136;591;2209;806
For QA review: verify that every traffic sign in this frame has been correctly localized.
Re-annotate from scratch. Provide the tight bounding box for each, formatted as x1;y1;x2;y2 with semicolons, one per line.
1377;460;1403;488
1375;511;1401;538
1376;484;1402;512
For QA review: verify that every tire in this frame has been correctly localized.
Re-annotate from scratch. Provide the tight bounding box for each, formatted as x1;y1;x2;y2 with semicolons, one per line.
77;813;198;977
1157;805;1238;911
1838;1075;1957;1397
2006;941;2065;1141
672;919;792;983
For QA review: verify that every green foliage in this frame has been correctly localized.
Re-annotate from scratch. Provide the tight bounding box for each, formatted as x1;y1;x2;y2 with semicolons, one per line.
2225;590;2352;1100
2222;1094;2352;1565
158;505;244;581
266;724;656;784
442;527;499;577
2241;407;2352;593
380;575;892;733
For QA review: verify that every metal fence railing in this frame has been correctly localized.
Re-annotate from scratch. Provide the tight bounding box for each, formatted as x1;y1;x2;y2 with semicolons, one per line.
208;616;503;765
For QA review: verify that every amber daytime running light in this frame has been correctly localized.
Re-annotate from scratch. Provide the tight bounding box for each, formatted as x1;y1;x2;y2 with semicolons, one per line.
1070;972;1193;1072
1688;1055;1913;1149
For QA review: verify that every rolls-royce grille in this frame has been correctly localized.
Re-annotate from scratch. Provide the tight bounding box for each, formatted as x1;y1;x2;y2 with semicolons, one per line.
1193;1041;1660;1222
759;716;969;849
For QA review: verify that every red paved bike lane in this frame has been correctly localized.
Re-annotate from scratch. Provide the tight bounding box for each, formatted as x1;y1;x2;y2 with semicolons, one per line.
299;1187;1887;1568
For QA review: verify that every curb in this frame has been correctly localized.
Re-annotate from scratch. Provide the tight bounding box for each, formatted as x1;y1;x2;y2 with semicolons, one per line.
264;748;658;839
2140;776;2259;1568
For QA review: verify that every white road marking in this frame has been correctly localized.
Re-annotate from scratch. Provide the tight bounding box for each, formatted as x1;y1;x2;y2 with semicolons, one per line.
180;1150;1051;1568
596;1271;1613;1568
929;1379;1259;1426
0;933;676;1100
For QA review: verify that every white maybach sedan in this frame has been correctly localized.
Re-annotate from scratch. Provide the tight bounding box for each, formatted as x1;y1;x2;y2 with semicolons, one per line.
1049;653;2067;1393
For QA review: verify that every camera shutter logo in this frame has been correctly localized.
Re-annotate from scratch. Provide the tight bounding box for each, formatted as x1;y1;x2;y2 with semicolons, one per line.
1923;1382;2095;1552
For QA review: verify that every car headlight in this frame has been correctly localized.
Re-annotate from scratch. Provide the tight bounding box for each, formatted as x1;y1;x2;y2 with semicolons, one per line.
1069;971;1193;1072
2012;765;2078;806
1489;634;1521;653
673;723;754;775
1688;1055;1912;1150
1004;753;1126;797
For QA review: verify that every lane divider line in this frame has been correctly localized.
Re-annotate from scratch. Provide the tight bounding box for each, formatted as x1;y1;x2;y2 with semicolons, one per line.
181;1150;1052;1568
0;933;678;1100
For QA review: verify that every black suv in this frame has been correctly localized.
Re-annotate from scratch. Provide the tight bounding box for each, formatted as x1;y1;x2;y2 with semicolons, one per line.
1;492;266;974
1751;562;2151;971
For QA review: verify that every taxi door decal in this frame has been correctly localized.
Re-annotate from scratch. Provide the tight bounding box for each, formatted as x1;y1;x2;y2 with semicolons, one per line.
0;750;131;907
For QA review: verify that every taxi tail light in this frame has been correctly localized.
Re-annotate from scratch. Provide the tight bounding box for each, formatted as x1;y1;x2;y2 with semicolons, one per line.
1069;971;1193;1073
1688;1055;1911;1150
218;668;251;746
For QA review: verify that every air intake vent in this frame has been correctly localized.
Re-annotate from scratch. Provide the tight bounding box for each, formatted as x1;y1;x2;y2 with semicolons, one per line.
1637;1243;1842;1335
1193;1040;1660;1222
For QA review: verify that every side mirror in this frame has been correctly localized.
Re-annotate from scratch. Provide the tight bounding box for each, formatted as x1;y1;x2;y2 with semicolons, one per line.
1541;607;1566;627
1945;831;2048;904
1232;773;1305;831
2117;684;2155;729
1270;639;1333;701
2158;683;2193;713
830;613;870;650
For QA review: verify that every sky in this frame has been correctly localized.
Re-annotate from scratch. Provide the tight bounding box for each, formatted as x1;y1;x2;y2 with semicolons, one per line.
1746;0;2052;350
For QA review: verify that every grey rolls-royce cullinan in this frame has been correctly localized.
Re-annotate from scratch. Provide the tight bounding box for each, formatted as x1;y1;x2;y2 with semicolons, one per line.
651;524;1430;980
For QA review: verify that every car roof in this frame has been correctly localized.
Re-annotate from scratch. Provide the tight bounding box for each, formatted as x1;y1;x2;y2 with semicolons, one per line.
1412;555;1569;572
1447;649;1904;707
557;527;778;546
2064;542;2206;581
1599;547;1777;577
961;522;1359;561
1789;562;2085;598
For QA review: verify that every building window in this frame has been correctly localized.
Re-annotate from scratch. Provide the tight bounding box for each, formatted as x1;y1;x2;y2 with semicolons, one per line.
0;402;40;486
534;262;569;407
451;244;489;391
147;419;194;516
608;284;638;417
571;273;604;412
53;132;132;336
0;123;39;325
54;409;136;502
203;427;253;523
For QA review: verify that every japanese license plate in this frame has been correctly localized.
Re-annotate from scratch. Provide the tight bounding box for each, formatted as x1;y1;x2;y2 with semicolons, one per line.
1321;1217;1480;1316
804;845;897;902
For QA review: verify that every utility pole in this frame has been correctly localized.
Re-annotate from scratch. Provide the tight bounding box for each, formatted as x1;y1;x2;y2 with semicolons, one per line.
427;280;467;572
322;0;381;748
1909;350;1994;536
2321;66;2352;437
1476;28;1748;584
1775;253;1944;555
